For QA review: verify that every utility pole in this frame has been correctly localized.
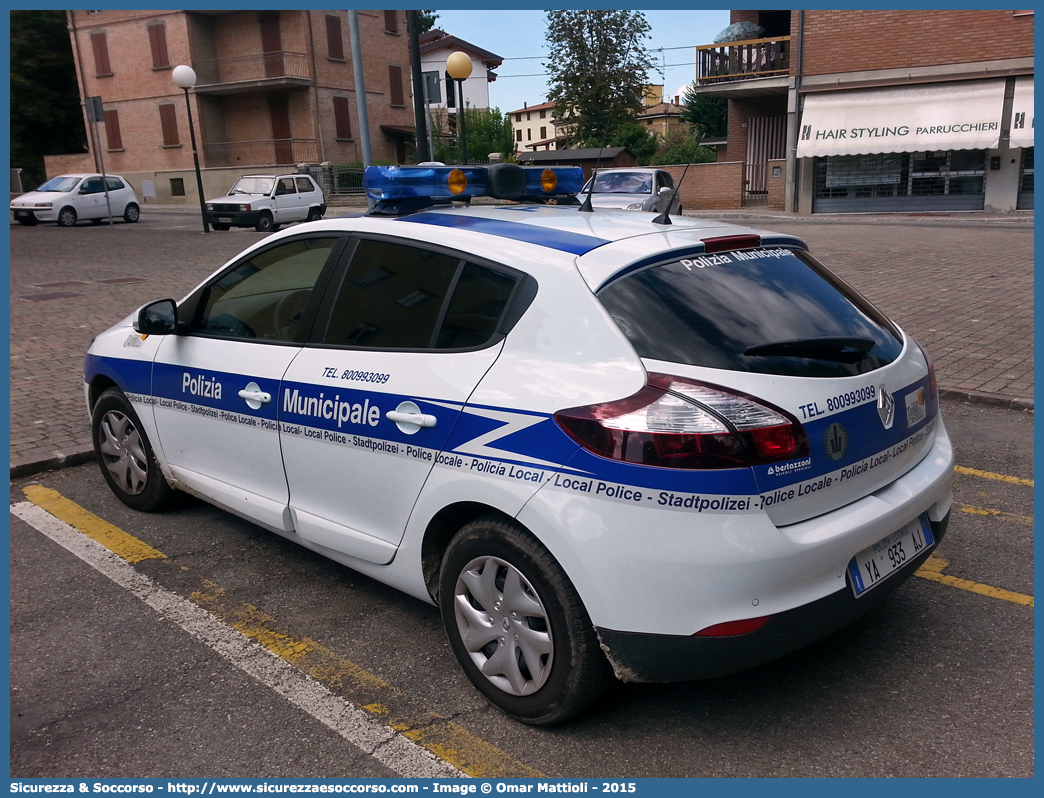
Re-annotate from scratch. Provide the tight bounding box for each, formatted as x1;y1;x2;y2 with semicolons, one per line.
407;11;429;162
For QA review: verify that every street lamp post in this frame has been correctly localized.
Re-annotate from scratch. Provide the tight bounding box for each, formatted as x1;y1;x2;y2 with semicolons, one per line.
445;51;473;164
172;64;209;233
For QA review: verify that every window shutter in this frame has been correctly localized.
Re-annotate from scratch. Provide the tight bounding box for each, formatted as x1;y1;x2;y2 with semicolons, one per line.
147;22;169;68
389;65;404;106
90;31;111;75
325;15;344;60
159;104;179;146
384;11;398;33
104;109;123;150
333;96;352;139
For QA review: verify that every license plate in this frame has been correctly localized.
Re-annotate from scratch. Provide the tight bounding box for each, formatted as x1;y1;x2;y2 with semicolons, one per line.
218;217;232;224
848;514;934;597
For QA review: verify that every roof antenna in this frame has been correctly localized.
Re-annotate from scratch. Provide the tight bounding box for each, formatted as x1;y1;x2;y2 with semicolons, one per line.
578;98;615;213
652;131;702;226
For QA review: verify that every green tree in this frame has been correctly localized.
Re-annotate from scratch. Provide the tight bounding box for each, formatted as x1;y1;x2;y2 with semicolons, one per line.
650;130;717;166
544;10;657;146
608;122;660;165
10;10;87;188
417;11;439;34
681;85;728;138
430;107;515;164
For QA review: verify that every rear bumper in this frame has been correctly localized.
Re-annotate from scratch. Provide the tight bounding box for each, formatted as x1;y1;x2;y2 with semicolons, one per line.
597;511;949;683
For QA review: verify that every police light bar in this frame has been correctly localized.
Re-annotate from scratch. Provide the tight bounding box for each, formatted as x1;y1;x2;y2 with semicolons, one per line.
364;164;585;215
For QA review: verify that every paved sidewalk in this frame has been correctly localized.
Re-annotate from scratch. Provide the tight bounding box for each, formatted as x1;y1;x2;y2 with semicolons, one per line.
9;209;1033;477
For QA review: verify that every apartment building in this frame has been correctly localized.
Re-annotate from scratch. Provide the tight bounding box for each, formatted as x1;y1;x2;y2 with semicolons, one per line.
693;9;1034;212
510;101;558;153
61;9;416;202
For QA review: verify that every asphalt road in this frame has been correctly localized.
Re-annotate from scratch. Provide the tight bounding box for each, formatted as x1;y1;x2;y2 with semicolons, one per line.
9;398;1033;778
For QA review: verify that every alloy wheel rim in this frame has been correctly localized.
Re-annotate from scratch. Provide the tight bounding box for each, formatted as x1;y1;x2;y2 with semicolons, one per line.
98;410;149;495
453;555;553;696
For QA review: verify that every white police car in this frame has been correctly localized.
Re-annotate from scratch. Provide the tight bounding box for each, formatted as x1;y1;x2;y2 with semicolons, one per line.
84;163;954;725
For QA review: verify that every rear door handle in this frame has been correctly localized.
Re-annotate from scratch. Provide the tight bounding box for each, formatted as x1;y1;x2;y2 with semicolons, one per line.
238;381;271;410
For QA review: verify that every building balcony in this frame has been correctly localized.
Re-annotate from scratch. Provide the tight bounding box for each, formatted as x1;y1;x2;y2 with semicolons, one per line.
193;52;312;94
203;138;319;168
695;37;791;98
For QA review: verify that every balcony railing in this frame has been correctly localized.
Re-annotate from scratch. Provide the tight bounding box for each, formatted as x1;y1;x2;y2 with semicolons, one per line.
203;139;319;168
697;36;790;84
194;51;311;87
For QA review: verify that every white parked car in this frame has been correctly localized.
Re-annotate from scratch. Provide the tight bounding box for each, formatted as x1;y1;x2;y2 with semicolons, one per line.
84;163;953;725
578;167;682;214
11;173;140;227
204;173;326;233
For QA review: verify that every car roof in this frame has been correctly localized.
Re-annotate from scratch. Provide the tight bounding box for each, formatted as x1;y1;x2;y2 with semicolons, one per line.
53;173;124;180
289;204;807;291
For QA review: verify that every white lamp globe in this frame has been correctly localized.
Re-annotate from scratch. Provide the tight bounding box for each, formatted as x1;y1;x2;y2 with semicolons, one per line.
172;64;197;89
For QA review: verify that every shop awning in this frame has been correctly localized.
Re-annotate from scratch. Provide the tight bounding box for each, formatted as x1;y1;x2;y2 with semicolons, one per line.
1009;76;1034;149
797;81;1006;157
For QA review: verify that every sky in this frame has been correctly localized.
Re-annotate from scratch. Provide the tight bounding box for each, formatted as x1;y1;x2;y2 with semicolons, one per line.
432;9;732;115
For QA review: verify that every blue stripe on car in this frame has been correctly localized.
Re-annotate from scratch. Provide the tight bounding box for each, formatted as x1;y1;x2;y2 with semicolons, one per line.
398;213;611;256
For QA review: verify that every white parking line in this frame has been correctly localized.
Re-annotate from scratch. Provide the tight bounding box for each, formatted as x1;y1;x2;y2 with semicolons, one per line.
10;500;465;779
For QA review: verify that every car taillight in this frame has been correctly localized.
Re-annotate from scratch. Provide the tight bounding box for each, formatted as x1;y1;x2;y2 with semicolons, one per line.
554;374;810;470
917;342;938;398
694;616;770;636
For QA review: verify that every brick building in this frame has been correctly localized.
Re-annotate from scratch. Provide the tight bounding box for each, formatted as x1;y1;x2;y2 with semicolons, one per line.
60;9;416;203
693;10;1034;212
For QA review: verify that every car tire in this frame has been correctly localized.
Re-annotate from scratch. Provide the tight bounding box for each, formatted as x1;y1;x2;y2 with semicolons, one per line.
92;387;174;512
307;208;323;222
57;207;77;227
16;217;37;226
123;203;140;223
212;223;231;231
439;515;613;725
255;212;275;233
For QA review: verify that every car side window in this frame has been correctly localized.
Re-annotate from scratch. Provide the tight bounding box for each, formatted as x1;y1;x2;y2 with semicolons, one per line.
80;178;103;194
105;177;125;191
321;239;518;351
275;178;296;195
659;172;674;190
296;177;314;193
195;237;340;342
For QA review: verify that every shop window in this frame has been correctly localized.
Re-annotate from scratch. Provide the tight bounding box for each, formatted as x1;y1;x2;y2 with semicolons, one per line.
325;15;344;61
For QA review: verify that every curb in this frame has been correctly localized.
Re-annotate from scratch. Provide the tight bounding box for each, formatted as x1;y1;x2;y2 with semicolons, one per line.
9;389;1031;481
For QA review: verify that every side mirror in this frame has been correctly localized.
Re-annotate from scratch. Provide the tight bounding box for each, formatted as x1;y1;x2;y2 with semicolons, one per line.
658;186;673;197
134;299;179;335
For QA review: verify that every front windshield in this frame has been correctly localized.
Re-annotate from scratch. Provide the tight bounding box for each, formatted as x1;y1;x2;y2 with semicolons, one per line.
229;177;274;195
36;176;82;193
588;172;652;195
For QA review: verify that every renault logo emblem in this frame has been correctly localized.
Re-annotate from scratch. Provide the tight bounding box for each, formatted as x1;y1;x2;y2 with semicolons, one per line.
877;387;895;429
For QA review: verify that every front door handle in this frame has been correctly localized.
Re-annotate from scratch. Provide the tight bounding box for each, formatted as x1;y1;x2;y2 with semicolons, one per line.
387;400;437;434
238;381;271;410
386;411;437;428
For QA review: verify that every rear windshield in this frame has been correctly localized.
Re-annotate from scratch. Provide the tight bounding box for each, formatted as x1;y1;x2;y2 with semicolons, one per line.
597;247;903;378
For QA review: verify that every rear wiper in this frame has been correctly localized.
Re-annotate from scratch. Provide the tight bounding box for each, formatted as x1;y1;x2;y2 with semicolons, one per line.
743;336;876;362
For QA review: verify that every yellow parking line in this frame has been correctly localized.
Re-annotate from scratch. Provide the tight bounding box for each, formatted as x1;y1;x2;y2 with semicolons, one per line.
955;465;1033;487
18;486;539;778
191;582;542;778
23;485;166;563
959;504;1033;527
916;554;1034;607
